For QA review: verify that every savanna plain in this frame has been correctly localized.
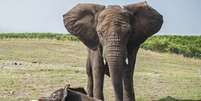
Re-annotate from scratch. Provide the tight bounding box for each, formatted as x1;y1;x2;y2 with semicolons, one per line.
0;33;200;101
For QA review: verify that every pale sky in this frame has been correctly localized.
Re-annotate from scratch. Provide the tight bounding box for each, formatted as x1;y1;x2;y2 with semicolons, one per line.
0;0;201;35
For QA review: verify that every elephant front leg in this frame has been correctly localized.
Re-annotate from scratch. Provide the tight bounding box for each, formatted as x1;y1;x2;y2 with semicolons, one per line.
92;65;105;100
90;50;105;100
86;55;93;97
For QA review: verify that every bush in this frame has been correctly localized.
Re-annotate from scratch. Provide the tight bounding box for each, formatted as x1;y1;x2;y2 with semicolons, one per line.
141;35;201;59
0;33;79;41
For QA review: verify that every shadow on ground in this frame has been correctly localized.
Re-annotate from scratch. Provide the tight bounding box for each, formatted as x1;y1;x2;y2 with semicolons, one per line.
155;96;201;101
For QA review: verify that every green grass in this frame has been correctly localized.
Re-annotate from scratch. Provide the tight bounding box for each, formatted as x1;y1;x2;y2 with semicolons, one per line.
0;39;200;101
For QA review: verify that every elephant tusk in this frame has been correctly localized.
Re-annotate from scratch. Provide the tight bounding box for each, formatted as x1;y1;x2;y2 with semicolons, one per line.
125;58;128;65
103;58;106;65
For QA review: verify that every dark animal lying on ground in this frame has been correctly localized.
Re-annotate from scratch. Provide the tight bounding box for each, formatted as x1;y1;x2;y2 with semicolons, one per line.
38;85;101;101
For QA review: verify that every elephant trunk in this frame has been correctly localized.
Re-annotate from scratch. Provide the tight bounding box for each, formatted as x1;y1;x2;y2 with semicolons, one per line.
106;47;126;66
104;34;127;101
105;33;127;64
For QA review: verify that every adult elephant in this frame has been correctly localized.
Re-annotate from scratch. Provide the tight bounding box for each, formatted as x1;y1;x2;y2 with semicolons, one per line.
63;2;163;101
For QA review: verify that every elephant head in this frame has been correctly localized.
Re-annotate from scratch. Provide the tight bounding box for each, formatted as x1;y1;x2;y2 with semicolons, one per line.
63;2;163;101
63;2;163;58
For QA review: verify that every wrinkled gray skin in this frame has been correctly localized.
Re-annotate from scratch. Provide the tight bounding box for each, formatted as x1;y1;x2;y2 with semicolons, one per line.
63;2;163;101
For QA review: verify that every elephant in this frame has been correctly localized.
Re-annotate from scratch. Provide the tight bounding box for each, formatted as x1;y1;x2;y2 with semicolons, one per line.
63;1;163;101
38;85;100;101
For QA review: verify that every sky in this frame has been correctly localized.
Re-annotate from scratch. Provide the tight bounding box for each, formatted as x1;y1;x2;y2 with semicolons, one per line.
0;0;201;35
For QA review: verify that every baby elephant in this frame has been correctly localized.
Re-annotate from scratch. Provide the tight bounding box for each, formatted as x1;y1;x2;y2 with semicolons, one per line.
38;85;101;101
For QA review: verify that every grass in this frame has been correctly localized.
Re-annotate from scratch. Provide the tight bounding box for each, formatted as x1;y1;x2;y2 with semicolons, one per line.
0;39;200;101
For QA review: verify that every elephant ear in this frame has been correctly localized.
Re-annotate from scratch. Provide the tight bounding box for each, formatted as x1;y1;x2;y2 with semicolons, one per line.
124;2;163;46
63;3;105;49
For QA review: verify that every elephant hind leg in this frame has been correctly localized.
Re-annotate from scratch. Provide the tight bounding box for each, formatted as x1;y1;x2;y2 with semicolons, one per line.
86;56;93;97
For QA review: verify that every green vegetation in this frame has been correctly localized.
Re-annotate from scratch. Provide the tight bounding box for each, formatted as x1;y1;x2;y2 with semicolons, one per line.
0;39;200;101
141;35;201;59
0;33;200;59
0;32;78;41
